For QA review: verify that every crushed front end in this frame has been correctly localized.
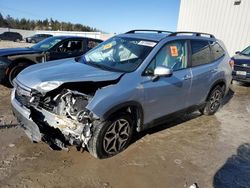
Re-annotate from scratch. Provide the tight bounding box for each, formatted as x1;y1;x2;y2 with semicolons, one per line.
11;80;97;150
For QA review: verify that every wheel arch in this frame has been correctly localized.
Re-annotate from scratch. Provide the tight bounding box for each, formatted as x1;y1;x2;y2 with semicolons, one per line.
102;101;144;132
12;58;35;66
6;58;35;75
206;79;226;101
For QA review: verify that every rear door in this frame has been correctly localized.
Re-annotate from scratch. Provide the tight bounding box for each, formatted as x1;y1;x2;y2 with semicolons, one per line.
187;39;217;106
142;40;192;123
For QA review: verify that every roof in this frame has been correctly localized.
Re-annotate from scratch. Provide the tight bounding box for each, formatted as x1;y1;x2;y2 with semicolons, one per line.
51;35;103;41
118;30;216;42
118;33;169;42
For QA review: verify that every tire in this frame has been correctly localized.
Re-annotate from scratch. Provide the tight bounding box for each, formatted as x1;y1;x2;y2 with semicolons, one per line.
87;112;134;159
7;63;30;87
200;85;224;115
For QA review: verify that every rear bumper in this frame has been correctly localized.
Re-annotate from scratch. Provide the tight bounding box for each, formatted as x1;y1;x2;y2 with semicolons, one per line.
11;89;42;142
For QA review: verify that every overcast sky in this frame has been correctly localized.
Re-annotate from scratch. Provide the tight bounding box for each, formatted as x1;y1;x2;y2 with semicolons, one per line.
0;0;180;33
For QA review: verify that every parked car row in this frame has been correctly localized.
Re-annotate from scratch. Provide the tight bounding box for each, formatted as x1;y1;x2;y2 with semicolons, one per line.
0;36;102;86
5;30;234;158
26;34;53;43
0;31;53;43
0;31;23;42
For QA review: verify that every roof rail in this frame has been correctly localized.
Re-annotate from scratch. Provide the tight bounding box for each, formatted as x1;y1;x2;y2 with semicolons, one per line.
169;31;215;38
126;29;172;34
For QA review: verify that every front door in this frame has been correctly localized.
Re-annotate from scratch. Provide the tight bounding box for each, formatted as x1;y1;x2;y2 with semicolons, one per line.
142;40;192;124
48;39;84;61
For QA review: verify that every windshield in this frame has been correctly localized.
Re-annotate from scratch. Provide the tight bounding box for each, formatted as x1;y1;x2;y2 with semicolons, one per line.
31;37;62;51
241;46;250;55
83;37;156;72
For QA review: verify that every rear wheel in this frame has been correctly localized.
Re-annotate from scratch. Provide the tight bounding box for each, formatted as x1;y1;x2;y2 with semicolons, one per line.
200;85;224;115
88;113;133;159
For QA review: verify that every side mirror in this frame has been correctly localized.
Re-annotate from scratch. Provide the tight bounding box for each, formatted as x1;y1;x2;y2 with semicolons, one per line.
153;66;173;81
235;51;240;54
154;66;173;77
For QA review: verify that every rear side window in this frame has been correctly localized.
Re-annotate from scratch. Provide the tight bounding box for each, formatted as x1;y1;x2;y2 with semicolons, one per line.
191;40;211;66
210;42;225;61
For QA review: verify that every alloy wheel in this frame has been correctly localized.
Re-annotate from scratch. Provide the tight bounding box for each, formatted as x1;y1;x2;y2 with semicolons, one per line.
209;90;222;111
103;119;131;155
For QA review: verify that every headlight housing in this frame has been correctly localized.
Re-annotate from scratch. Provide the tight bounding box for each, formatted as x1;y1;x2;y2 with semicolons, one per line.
37;81;63;92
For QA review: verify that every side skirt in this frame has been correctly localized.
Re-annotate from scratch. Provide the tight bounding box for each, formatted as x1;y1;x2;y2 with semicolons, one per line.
140;103;206;131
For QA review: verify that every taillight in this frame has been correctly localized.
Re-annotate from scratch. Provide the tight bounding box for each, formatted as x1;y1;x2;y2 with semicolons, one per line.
229;59;234;69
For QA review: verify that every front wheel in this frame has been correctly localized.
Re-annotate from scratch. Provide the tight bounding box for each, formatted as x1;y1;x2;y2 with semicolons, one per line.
87;113;133;159
200;86;224;115
7;63;29;87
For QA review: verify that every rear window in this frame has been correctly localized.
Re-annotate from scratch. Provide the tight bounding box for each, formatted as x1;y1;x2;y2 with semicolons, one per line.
210;42;225;61
191;40;211;66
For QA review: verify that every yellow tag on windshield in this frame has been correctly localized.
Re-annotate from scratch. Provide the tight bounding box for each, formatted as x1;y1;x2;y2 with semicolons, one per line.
103;43;113;50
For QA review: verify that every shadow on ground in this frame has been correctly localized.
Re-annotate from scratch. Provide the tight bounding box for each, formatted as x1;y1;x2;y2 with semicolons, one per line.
234;81;250;87
213;143;250;188
132;111;202;144
222;88;234;106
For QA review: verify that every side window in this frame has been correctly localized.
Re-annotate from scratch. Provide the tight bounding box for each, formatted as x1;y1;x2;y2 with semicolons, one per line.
87;40;100;51
145;40;188;75
210;42;225;61
56;40;83;53
191;40;211;66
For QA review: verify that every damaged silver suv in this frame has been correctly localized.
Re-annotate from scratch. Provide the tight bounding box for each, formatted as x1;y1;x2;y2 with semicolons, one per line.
11;30;232;158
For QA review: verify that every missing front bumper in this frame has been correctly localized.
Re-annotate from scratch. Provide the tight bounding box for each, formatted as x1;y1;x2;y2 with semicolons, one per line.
11;91;92;150
11;96;42;142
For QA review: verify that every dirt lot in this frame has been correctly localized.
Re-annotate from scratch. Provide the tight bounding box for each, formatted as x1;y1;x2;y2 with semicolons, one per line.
0;41;250;188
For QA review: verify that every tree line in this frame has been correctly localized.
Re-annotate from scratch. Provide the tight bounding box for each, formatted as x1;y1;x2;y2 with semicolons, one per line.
0;13;98;32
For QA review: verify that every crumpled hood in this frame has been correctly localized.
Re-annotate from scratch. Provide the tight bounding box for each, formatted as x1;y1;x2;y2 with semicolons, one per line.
233;54;250;65
16;58;123;92
0;47;40;56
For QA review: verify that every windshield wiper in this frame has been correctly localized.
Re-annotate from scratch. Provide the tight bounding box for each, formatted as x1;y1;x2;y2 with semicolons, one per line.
241;53;250;56
90;62;121;72
82;58;122;72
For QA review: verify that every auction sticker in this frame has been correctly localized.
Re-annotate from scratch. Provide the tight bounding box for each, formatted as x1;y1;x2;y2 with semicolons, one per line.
138;41;156;47
103;43;113;50
170;46;178;56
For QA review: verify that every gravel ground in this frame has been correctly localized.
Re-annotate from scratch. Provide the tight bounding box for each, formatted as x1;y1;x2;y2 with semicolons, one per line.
0;41;250;188
0;40;33;48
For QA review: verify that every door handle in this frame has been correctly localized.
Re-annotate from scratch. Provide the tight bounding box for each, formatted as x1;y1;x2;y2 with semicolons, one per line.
183;75;191;80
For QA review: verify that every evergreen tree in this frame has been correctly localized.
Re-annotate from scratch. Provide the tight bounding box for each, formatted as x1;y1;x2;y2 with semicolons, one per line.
0;12;98;32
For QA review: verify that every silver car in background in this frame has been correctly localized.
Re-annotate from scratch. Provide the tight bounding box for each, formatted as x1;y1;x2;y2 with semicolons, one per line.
11;30;232;158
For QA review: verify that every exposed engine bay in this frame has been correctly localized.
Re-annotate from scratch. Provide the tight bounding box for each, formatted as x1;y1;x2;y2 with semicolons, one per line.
28;89;95;150
14;79;120;151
